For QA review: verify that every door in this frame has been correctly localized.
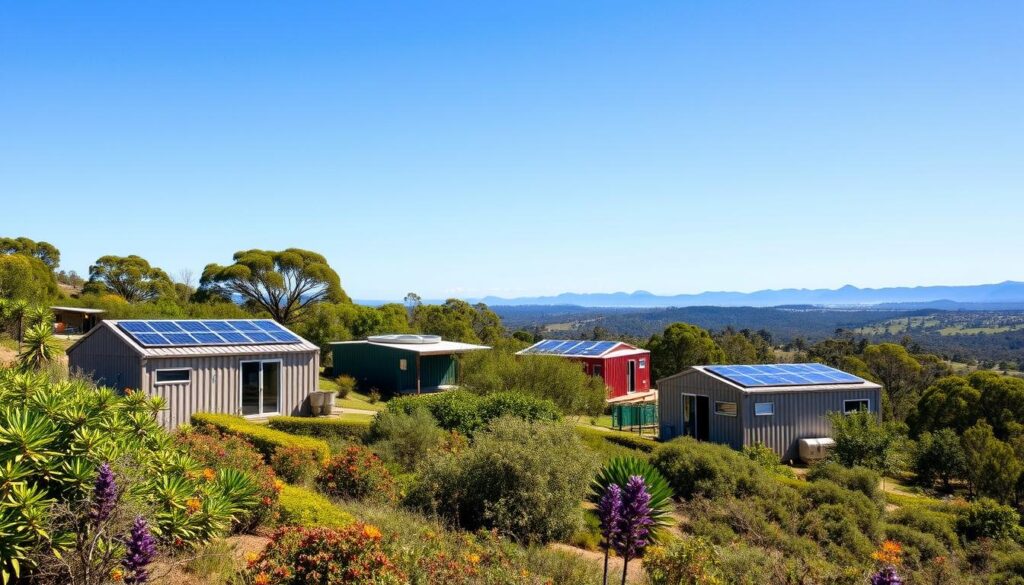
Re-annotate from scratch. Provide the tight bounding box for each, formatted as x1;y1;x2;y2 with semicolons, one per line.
627;360;636;393
682;395;710;441
241;360;281;416
695;396;710;441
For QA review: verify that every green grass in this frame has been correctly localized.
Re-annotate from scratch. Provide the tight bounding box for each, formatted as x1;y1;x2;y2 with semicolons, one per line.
319;376;386;411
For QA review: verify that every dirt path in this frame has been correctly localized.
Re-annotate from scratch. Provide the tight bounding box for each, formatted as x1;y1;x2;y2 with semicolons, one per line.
150;534;269;585
549;543;646;584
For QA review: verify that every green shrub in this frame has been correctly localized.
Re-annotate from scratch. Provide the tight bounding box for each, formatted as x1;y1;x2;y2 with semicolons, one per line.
801;480;881;539
603;432;659;453
317;444;398;504
408;416;599;544
477;391;561;424
956;497;1021;542
742;442;796;478
644;536;725;585
801;503;876;559
889;505;960;551
387;389;560;436
367;408;445;470
914;428;968;490
277;484;354;528
806;461;882;504
334;374;356;398
270;445;323;486
650;437;769;500
191;412;331;462
883;523;947;566
574;426;652;461
267;415;370;442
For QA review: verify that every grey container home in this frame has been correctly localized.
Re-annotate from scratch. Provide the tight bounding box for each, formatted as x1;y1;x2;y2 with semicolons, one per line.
658;363;882;461
67;319;320;429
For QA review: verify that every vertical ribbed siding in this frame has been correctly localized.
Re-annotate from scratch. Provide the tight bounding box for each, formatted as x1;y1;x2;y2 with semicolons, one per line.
144;350;318;429
67;326;142;390
657;371;743;448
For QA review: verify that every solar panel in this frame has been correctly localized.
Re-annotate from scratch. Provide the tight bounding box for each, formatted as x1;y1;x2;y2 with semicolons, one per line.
117;320;303;348
521;339;620;357
705;363;865;388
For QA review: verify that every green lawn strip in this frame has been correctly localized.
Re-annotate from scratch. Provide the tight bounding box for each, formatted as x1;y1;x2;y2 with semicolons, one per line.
319;376;386;411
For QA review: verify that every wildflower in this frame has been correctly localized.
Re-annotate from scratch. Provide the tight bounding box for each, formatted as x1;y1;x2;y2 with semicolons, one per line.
253;573;271;585
273;479;284;492
362;524;383;540
245;552;260;566
186;497;202;514
89;462;118;525
870;565;903;585
121;516;157;585
611;476;654;585
110;568;124;582
202;468;216;482
872;540;903;565
261;496;273;506
466;553;481;565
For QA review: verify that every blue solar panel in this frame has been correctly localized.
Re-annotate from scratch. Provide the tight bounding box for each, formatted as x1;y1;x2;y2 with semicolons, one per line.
522;339;619;357
706;363;865;388
117;320;303;347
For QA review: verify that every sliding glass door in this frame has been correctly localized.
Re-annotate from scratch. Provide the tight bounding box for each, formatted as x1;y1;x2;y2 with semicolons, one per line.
240;360;281;416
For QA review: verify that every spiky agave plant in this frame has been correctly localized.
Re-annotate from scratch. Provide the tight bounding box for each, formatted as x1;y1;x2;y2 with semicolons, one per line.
17;323;63;371
590;456;673;534
24;305;53;329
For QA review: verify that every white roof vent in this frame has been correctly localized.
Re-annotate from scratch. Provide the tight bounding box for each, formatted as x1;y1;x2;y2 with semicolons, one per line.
367;334;442;345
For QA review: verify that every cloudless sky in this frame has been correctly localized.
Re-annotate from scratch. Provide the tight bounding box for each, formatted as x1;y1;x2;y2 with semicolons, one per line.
2;1;1022;300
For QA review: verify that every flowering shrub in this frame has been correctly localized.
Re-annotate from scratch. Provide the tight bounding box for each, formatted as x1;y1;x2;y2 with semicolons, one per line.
644;536;725;585
316;445;397;503
175;427;281;530
270;445;324;486
239;525;406;585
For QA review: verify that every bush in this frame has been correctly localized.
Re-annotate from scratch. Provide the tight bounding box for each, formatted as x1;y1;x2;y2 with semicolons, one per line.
334;374;356;398
806;461;882;504
603;432;660;453
267;415;371;443
956;497;1021;542
889;505;960;551
574;426;652;462
367;408;445;470
650;437;770;500
192;412;330;462
270;445;323;486
317;444;398;503
368;389;381;404
387;389;560;436
408;416;599;544
644;536;725;585
883;523;947;566
238;525;405;585
801;480;881;539
742;442;796;478
277;484;354;528
175;427;282;531
914;429;968;490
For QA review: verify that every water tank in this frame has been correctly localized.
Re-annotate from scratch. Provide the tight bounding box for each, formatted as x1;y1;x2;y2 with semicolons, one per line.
798;438;836;463
367;334;442;345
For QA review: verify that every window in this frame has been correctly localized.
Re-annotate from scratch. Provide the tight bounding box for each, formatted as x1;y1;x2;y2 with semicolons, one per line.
592;364;603;377
399;359;408;371
155;369;190;384
639;359;646;369
754;402;774;416
844;399;870;414
714;401;737;416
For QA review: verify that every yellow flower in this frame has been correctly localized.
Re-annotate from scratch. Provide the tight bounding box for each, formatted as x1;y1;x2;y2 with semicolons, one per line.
520;569;530;578
110;568;124;582
362;524;383;540
872;540;903;565
246;552;260;566
273;479;284;492
466;553;481;565
186;497;202;514
202;468;216;482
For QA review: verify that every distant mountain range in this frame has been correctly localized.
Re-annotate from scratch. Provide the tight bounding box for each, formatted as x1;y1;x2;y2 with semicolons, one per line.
470;281;1024;308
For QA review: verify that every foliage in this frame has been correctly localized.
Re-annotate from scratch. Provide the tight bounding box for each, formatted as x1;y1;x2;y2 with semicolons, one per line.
121;515;158;585
0;253;60;301
826;410;905;472
741;442;795;478
913;428;968;490
646;322;726;382
962;421;1022;503
17;323;63;370
367;408;445;470
458;339;607;415
806;461;882;504
644;536;725;585
238;524;405;585
270;445;323;486
266;415;370;443
408;417;598;544
650;437;770;500
296;302;410;360
589;456;673;535
0;236;60;270
317;444;398;503
863;343;923;420
83;255;174;302
714;328;773;365
277;484;354;528
191;412;331;462
574;426;655;462
200;248;349;325
387;389;561;436
413;299;504;344
334;374;356;398
956;497;1021;542
173;427;281;531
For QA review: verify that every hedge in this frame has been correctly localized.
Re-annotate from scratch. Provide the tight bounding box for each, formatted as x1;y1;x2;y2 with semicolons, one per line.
190;413;330;462
574;426;657;460
278;484;354;529
267;416;371;442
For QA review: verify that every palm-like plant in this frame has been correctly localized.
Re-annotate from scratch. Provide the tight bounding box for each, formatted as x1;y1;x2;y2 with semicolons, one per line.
17;324;62;371
590;456;674;532
24;305;53;329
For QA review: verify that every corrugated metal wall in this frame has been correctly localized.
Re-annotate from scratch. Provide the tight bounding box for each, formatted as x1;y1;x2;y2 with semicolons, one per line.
67;327;142;390
420;355;457;388
602;354;652;398
143;350;318;428
742;387;882;461
658;371;744;448
333;343;416;393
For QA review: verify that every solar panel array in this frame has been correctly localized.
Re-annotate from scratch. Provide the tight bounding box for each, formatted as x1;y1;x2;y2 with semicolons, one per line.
520;339;619;357
117;320;302;347
705;363;864;388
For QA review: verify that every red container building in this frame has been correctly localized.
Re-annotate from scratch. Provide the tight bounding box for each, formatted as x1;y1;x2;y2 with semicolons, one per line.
516;339;652;400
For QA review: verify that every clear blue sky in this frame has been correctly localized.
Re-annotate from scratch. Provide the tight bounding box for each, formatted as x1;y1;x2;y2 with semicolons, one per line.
2;1;1022;300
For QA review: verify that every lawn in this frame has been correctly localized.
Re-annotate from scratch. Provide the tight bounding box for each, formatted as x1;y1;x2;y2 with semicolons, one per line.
318;375;386;412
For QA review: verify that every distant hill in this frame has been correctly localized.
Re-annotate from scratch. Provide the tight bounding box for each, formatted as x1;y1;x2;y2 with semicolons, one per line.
477;281;1024;308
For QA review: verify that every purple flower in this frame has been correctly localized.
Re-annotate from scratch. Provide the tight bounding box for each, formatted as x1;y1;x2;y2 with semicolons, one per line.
89;462;117;525
870;566;903;585
597;483;623;549
122;516;157;585
614;475;654;560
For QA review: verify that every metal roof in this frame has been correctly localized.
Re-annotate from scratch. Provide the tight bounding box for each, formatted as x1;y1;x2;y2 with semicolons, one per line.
51;306;106;314
516;339;645;359
67;320;319;358
330;339;490;355
665;365;882;394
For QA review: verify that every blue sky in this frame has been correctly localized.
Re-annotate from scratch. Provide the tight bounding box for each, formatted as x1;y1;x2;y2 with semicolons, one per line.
2;1;1022;300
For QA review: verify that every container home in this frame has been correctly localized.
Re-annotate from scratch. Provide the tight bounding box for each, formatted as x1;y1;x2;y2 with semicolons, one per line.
51;306;105;334
658;363;882;461
67;319;320;428
516;339;652;400
331;334;489;395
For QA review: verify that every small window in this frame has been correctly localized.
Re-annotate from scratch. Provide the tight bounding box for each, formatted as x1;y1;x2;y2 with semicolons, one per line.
754;402;774;416
155;369;190;384
844;399;870;414
592;365;603;377
399;359;408;371
639;359;647;369
714;401;737;417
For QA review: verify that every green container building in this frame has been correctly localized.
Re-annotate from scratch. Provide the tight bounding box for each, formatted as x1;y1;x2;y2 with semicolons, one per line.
330;334;490;395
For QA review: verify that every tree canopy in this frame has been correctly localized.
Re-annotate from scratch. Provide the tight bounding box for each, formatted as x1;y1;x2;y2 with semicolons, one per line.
413;299;503;345
84;255;174;302
199;248;348;324
0;253;60;301
646;322;725;381
0;236;60;270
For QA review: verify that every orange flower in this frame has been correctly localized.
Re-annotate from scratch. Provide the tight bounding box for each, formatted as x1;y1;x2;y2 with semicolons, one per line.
466;553;481;565
202;468;216;482
110;568;124;582
186;497;202;514
254;573;271;585
362;524;383;540
872;540;903;565
273;479;284;492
